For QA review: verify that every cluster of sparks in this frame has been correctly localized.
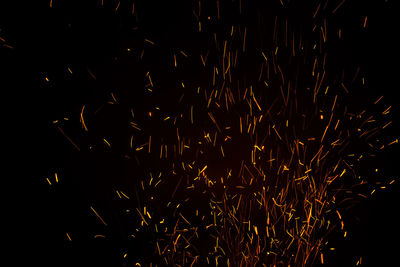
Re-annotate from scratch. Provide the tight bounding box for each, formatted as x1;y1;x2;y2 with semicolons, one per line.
45;1;397;266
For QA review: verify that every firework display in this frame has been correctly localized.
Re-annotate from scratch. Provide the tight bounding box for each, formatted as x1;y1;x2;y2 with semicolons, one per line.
26;0;399;266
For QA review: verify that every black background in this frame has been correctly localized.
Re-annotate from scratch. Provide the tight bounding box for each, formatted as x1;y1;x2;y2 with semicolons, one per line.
2;0;399;266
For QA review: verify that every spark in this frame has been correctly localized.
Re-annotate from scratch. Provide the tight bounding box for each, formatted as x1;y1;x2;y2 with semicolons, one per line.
90;206;108;226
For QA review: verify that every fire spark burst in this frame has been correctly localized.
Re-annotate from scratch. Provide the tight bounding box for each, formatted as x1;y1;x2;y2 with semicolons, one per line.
44;1;397;266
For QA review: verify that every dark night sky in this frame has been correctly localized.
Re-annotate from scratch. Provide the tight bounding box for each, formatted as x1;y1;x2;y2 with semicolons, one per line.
2;0;399;266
